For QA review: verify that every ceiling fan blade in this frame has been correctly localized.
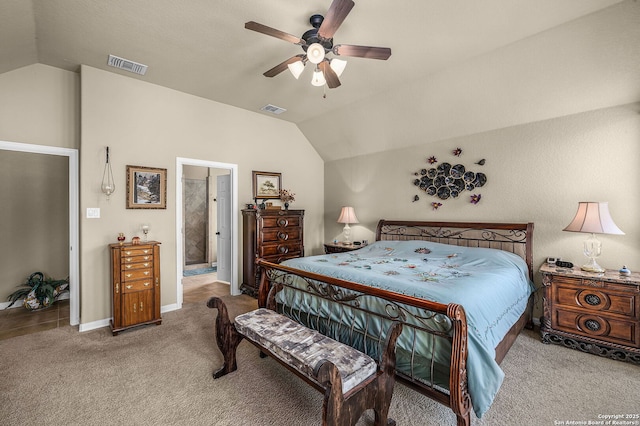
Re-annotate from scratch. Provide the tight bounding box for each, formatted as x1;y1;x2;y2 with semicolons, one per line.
263;55;305;78
319;61;341;89
318;0;355;40
333;44;391;60
245;21;305;45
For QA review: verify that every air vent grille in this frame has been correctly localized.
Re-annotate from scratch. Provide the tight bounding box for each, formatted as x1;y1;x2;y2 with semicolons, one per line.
260;104;287;115
107;55;148;75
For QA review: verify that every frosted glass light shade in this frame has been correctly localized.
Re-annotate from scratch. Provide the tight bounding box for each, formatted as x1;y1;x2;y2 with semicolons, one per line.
311;69;326;86
330;58;347;77
287;60;305;79
306;43;325;64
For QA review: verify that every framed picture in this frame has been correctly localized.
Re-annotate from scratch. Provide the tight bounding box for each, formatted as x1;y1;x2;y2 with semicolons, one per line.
126;165;167;209
252;171;281;199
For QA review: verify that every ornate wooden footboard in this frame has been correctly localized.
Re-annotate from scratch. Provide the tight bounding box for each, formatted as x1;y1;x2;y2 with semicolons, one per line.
257;259;473;426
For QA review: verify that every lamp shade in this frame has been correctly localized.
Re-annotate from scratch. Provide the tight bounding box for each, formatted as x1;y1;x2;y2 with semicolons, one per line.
311;68;326;87
306;43;325;64
330;58;347;77
563;202;624;235
287;60;305;79
337;207;359;224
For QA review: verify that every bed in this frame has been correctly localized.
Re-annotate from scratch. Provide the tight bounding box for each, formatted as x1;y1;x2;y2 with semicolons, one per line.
256;220;534;425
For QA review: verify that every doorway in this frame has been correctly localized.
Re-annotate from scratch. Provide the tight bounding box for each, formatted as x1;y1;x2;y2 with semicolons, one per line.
175;158;238;309
0;140;79;326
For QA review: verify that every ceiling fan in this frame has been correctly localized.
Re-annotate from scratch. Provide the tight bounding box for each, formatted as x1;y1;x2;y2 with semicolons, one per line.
245;0;391;89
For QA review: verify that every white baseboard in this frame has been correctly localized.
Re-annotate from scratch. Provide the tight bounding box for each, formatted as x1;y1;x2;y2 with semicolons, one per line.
79;303;179;332
79;318;111;332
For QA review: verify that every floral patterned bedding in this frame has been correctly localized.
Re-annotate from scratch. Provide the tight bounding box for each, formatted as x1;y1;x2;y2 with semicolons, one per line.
282;240;534;417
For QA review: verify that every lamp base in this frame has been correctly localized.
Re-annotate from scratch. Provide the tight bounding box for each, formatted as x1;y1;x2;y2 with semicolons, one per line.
581;258;605;273
342;223;351;244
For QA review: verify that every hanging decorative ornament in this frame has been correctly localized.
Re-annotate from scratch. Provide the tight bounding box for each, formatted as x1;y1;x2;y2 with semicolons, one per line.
101;147;115;200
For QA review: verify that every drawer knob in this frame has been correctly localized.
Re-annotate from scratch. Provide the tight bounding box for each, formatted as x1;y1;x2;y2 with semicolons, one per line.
278;246;289;254
126;285;133;289
584;319;601;332
277;232;289;241
584;294;601;306
277;218;289;227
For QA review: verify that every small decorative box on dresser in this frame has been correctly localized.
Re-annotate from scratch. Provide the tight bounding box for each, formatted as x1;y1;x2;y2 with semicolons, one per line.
242;209;304;297
539;263;640;364
109;241;162;335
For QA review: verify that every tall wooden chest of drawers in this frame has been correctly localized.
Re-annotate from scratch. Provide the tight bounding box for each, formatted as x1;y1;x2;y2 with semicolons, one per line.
109;241;162;335
241;209;304;297
540;263;640;364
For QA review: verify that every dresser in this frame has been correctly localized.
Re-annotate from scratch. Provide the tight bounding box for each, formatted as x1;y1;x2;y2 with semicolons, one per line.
109;241;162;335
539;263;640;364
242;209;304;297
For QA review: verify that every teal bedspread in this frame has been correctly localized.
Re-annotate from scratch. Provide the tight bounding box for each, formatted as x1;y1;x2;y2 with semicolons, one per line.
282;240;533;417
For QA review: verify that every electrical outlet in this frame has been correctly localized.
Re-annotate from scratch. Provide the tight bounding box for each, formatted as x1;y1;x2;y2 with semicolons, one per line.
86;208;100;219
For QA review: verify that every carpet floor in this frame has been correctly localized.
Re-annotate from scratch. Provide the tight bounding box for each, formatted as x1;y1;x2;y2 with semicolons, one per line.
1;292;638;425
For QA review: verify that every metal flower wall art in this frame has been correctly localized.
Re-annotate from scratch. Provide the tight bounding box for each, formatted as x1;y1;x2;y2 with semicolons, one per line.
412;147;487;210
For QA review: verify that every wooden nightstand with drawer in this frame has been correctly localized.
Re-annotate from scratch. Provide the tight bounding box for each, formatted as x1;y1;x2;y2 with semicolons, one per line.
539;263;640;364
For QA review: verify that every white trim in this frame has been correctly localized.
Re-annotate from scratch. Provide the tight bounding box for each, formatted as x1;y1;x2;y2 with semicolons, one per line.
175;158;239;310
161;303;179;313
0;140;80;326
78;318;110;333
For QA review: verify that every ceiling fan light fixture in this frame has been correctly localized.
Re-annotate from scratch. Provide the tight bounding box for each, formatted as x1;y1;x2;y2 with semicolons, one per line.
307;43;325;64
287;60;305;79
329;58;347;77
311;67;326;86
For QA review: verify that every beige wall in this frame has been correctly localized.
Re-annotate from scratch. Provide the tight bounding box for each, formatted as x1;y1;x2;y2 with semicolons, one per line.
0;64;79;148
80;65;324;324
325;102;640;318
0;63;324;326
0;64;78;305
0;151;69;302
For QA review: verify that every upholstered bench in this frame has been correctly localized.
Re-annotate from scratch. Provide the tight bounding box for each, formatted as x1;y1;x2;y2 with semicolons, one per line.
207;297;402;426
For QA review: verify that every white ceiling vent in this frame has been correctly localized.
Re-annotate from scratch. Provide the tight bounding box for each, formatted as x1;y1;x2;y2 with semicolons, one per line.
260;104;286;115
107;54;148;75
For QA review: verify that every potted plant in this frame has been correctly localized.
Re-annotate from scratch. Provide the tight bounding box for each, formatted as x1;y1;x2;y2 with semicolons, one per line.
6;272;69;310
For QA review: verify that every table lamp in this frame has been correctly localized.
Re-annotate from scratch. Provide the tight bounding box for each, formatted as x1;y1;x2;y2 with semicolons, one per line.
337;207;359;244
563;202;624;273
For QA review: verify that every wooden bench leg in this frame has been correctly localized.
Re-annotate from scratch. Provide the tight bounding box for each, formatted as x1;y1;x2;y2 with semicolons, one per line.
314;322;403;426
206;297;243;379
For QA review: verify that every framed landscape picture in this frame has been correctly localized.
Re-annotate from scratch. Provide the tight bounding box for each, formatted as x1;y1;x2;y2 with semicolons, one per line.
252;171;281;199
126;165;167;209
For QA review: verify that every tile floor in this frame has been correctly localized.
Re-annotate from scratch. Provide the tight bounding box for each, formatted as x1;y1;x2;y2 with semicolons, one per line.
0;272;228;341
0;299;70;340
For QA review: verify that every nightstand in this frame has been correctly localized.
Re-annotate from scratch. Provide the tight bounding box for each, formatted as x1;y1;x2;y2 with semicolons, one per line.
323;242;366;254
539;263;640;364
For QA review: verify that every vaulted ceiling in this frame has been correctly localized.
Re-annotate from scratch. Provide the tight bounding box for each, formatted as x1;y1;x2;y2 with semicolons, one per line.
0;0;630;160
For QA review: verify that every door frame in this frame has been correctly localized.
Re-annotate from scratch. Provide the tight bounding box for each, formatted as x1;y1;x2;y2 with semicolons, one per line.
175;158;239;308
0;140;80;325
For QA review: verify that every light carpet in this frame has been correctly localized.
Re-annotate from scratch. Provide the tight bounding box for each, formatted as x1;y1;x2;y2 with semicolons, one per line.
1;294;638;426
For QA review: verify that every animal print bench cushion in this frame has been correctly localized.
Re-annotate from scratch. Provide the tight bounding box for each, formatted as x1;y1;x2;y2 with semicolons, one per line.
234;308;377;394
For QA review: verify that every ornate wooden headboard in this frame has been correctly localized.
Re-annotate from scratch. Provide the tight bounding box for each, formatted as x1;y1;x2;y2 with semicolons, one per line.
375;220;534;280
